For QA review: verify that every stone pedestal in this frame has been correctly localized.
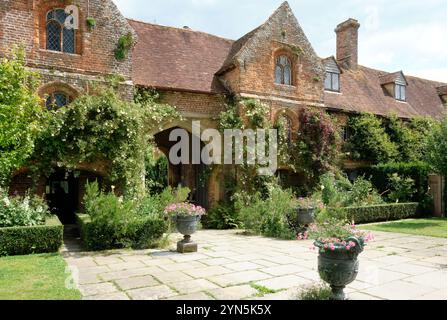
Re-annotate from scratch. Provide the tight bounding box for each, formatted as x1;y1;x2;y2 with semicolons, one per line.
177;235;198;253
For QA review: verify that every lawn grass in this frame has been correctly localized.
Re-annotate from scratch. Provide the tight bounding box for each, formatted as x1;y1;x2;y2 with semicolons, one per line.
0;253;81;300
360;218;447;238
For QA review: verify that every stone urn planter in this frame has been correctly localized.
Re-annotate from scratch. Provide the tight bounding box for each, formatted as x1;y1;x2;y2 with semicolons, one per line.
296;207;316;226
165;203;207;254
315;237;364;300
173;214;202;253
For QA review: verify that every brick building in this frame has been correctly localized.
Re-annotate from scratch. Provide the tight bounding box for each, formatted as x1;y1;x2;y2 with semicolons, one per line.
1;1;446;222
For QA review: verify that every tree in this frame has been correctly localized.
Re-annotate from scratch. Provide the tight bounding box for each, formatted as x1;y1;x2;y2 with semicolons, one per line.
346;113;398;163
427;116;447;176
0;50;44;185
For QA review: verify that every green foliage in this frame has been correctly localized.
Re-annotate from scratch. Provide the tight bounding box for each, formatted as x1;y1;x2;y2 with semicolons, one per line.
0;216;63;256
0;188;49;228
34;86;179;197
202;201;241;230
316;173;383;209
297;284;332;301
0;49;45;185
86;17;97;29
144;146;168;195
358;161;431;204
79;181;189;251
387;173;416;203
427;115;447;177
115;33;133;61
346;113;398;163
326;203;419;224
237;184;297;240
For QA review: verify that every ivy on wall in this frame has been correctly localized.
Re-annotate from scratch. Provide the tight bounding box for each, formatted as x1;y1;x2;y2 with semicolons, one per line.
31;83;180;198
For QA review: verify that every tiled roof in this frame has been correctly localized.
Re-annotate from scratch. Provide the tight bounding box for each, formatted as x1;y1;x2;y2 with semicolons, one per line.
128;19;233;93
379;71;407;85
325;66;446;119
128;19;446;119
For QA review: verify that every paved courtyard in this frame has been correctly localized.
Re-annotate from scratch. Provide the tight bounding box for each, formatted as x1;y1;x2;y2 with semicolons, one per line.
62;230;447;300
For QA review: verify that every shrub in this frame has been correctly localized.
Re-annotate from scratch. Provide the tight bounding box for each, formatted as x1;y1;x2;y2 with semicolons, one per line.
387;173;415;203
346;113;398;163
77;214;168;251
202;201;241;230
0;216;63;256
0;189;49;228
317;173;383;208
326;203;419;224
79;182;188;251
237;185;297;240
358;161;430;203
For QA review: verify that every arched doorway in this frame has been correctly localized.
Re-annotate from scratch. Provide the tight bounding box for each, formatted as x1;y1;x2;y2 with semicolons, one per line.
154;127;209;209
46;169;103;224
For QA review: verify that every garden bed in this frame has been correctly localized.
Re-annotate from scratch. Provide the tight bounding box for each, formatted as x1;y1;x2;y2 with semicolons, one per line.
0;216;64;256
76;213;167;251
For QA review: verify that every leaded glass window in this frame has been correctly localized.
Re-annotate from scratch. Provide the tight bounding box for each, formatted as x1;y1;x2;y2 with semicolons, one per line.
395;84;406;101
325;72;340;92
46;92;70;109
46;9;76;53
275;56;292;85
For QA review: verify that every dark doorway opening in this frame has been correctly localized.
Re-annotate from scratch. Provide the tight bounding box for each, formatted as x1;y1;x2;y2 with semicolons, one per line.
45;170;103;224
46;170;79;225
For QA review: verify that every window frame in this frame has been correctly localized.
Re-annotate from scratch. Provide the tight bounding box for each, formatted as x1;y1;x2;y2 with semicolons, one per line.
45;91;71;110
325;72;340;92
395;84;407;102
45;8;76;54
274;55;293;86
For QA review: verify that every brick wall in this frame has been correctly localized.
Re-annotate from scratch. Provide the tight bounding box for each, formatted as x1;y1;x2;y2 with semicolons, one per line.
159;90;227;116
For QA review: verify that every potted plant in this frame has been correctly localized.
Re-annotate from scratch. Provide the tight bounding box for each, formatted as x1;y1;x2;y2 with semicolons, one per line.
301;219;374;300
164;203;206;253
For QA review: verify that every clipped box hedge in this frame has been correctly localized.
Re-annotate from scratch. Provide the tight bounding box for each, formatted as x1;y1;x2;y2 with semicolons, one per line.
0;216;64;256
76;214;168;251
329;202;419;224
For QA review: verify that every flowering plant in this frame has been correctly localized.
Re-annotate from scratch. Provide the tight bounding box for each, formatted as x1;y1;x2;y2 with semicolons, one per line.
297;218;374;253
164;203;207;217
296;197;324;210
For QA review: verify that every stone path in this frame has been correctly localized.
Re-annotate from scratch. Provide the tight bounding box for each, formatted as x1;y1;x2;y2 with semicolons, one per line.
62;230;447;300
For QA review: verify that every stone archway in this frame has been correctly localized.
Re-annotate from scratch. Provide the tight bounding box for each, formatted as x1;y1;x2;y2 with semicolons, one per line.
154;126;210;209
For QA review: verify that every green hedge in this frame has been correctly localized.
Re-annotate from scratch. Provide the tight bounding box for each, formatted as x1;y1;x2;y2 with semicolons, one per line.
76;214;168;251
329;203;419;224
0;216;63;256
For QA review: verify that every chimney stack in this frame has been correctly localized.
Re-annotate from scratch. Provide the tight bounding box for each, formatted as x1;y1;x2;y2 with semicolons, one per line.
335;18;360;70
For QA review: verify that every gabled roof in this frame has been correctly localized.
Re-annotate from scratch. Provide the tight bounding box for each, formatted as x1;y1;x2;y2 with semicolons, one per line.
379;71;408;86
323;56;343;74
128;19;233;93
325;66;445;119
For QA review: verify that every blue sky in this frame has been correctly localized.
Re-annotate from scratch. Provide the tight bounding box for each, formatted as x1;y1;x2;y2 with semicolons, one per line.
113;0;447;83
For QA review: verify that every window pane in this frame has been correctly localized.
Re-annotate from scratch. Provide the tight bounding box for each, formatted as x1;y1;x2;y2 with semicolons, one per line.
324;73;332;90
275;66;283;84
46;21;61;52
284;65;291;85
55;9;67;24
332;73;340;91
54;93;68;108
63;27;75;53
401;86;406;101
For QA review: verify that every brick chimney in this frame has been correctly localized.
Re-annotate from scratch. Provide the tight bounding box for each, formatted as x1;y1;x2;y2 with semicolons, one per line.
335;18;360;70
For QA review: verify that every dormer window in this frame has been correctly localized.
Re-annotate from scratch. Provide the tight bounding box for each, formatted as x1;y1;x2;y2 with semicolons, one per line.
325;72;340;92
379;71;408;102
395;84;406;101
323;57;341;92
275;55;292;85
437;86;447;104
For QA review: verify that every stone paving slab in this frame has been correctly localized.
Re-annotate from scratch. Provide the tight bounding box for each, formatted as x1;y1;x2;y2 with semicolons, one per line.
65;229;447;300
